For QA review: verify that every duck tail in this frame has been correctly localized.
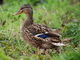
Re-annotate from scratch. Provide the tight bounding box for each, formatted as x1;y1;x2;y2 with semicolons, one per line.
52;42;65;46
62;38;72;43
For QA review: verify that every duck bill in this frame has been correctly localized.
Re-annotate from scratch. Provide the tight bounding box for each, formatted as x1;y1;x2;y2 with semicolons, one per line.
14;10;23;15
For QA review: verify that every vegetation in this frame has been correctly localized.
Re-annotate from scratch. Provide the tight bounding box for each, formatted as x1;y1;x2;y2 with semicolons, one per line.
0;0;80;60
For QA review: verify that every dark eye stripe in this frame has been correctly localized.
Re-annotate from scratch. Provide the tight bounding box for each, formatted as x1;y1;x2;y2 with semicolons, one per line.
21;7;30;9
20;8;23;10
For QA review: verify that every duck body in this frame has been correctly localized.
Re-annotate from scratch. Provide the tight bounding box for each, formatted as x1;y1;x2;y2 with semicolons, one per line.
15;4;65;54
21;22;61;49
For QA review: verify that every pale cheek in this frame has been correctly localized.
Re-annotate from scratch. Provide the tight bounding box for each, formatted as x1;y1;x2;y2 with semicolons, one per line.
24;11;28;13
24;9;30;14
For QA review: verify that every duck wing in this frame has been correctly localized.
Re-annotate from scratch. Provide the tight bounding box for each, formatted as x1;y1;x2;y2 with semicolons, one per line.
32;36;65;47
27;24;61;42
29;24;61;38
25;24;64;47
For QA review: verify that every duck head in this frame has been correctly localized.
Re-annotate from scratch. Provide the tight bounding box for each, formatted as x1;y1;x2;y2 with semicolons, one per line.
15;4;33;15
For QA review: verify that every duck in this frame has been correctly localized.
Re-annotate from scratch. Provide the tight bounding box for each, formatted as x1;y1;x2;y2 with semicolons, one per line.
14;4;65;54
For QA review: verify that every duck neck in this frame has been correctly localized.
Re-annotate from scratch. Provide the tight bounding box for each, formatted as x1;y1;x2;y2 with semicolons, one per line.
23;12;33;28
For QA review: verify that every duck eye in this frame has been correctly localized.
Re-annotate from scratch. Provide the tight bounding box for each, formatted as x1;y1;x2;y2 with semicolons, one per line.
20;8;23;10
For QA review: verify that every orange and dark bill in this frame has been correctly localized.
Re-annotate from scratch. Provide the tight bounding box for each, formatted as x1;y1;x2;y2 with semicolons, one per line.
14;9;23;15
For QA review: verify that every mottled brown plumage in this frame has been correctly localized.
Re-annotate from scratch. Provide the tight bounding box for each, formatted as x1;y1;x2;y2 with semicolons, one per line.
15;4;65;54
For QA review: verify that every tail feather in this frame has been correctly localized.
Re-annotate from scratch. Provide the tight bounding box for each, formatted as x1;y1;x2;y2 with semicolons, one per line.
62;38;72;42
52;42;65;46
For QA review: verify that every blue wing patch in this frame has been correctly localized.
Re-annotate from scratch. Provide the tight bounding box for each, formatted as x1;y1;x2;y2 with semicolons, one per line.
35;34;49;39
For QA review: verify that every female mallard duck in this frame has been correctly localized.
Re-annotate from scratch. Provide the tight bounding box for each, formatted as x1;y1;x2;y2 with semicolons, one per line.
14;4;65;54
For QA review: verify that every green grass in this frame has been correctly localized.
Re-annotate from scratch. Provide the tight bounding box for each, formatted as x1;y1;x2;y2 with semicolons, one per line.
0;0;80;60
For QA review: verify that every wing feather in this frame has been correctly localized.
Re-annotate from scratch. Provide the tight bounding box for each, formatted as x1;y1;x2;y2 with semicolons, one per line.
26;24;61;43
